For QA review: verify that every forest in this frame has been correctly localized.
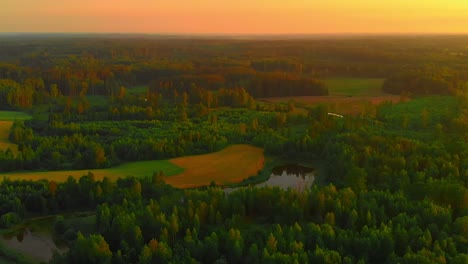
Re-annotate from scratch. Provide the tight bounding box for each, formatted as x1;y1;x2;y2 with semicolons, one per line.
0;35;466;264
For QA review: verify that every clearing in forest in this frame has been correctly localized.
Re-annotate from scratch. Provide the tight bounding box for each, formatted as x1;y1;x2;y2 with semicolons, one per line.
263;95;400;116
262;78;400;115
166;144;265;188
324;78;386;96
0;111;31;121
0;121;17;153
0;145;264;186
0;111;31;154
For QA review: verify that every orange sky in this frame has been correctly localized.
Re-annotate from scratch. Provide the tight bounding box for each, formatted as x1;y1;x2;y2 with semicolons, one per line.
2;0;468;34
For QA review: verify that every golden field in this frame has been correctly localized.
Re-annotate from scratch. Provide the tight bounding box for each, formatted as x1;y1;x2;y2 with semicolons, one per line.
0;121;17;154
167;144;264;188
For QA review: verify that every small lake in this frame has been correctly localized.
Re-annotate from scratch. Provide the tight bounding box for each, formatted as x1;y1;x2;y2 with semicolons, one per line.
225;164;315;193
0;229;67;263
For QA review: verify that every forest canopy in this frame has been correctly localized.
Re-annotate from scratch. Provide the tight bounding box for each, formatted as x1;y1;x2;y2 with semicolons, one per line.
0;35;466;264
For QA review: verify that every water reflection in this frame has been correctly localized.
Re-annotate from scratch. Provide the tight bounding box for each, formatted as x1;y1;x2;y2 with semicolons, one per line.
0;228;66;263
225;164;315;193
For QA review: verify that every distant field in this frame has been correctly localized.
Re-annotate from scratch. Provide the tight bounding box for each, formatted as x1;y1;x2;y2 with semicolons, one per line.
0;111;31;121
127;85;148;95
323;78;386;96
167;144;265;188
0;111;31;154
0;160;183;182
0;121;17;153
264;95;400;116
261;78;399;116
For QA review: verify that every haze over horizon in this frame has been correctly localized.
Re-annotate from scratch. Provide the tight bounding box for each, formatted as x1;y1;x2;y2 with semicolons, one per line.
2;0;468;34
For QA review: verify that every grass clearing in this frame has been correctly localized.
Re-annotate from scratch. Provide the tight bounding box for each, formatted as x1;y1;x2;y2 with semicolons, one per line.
323;78;386;96
0;160;183;182
0;111;31;121
263;95;400;116
167;144;265;188
0;111;31;154
128;85;148;95
86;95;109;106
0;144;264;188
0;121;17;154
261;78;399;116
63;214;96;235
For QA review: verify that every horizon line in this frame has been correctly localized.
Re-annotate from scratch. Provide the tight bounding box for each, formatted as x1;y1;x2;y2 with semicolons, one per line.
1;32;468;40
1;31;468;36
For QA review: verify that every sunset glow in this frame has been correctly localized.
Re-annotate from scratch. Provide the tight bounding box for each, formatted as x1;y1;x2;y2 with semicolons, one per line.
2;0;468;34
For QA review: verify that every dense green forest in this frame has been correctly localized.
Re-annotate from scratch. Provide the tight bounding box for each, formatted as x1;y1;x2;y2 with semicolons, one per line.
0;35;467;264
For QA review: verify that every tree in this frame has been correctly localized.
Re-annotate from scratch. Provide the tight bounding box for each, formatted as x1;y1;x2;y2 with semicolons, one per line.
80;81;89;97
288;100;296;112
325;212;336;226
170;212;179;244
266;233;278;254
155;241;172;263
203;232;220;263
138;245;153;264
54;216;67;235
344;166;367;194
49;180;58;196
117;86;126;100
421;108;429;128
50;84;60;98
68;233;112;264
94;146;107;167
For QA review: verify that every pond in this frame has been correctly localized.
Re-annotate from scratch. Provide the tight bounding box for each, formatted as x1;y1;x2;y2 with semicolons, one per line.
0;228;67;263
271;164;314;176
225;164;315;193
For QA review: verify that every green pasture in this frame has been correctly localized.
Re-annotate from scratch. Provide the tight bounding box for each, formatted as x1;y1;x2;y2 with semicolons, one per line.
127;85;148;95
0;159;184;182
323;78;385;96
0;111;30;154
0;111;31;121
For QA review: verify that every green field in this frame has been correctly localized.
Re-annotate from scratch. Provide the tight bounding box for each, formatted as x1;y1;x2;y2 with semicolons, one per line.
127;85;148;95
0;144;264;187
0;121;16;153
0;111;31;154
0;159;184;182
263;78;398;116
0;111;31;121
323;78;386;96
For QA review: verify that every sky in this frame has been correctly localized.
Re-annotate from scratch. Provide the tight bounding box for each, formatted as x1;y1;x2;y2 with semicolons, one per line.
2;0;468;34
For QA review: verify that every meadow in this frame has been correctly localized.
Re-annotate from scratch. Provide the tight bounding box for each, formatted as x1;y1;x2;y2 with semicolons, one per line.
166;144;264;188
0;111;31;121
0;144;264;187
0;121;17;154
323;78;385;96
0;159;183;182
262;78;399;115
0;111;31;154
